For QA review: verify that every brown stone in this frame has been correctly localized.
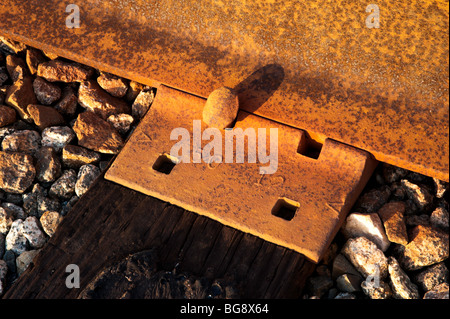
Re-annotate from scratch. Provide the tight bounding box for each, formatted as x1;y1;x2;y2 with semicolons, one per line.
433;178;448;199
54;87;78;117
388;257;420;299
0;86;8;105
5;76;38;121
78;80;130;119
401;179;433;211
97;72;129;98
73;111;124;154
35;146;62;183
377;201;409;246
0;206;14;235
37;59;94;83
0;105;16;127
125;80;146;102
33;77;61;105
423;283;449;299
62;144;101;168
39;211;63;237
1;130;41;156
26;48;47;75
430;207;449;231
0;36;27;54
354;186;391;213
0;151;36;194
107;113;134;134
27;104;64;130
6;55;28;82
414;262;449;292
0;66;9;86
131;89;154;119
399;225;449;271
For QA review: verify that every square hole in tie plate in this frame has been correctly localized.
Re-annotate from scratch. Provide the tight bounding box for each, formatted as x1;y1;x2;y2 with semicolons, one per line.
271;198;300;221
297;134;323;160
152;154;180;174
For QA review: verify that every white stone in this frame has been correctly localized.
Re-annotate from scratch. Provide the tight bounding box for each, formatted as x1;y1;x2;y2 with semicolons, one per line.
388;257;420;299
41;126;75;152
342;237;389;279
341;212;390;252
20;216;47;248
5;219;28;255
361;279;392;299
75;164;101;197
107;113;134;134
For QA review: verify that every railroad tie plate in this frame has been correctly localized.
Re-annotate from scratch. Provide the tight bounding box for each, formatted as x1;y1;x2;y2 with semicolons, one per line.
105;85;378;262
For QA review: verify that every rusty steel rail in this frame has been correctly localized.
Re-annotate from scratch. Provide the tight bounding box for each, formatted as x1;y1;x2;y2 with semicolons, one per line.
0;0;448;181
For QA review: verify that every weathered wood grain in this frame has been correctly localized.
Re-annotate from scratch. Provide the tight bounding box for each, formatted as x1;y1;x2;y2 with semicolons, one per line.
3;176;315;299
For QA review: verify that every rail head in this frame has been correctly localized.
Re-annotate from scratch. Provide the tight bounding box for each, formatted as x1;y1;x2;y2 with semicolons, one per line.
0;0;448;181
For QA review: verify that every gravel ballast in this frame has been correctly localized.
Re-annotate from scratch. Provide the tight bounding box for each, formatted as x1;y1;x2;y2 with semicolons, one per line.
0;37;154;295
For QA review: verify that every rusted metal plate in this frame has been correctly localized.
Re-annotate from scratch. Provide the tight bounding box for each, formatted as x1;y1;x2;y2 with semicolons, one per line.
0;0;448;181
105;85;377;262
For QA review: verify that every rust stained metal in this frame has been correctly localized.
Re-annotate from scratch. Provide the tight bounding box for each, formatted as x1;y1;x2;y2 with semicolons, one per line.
0;0;448;181
105;85;378;262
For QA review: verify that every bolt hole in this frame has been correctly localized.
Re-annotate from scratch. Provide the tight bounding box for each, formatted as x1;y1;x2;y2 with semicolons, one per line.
297;135;323;160
152;154;179;175
271;198;299;221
